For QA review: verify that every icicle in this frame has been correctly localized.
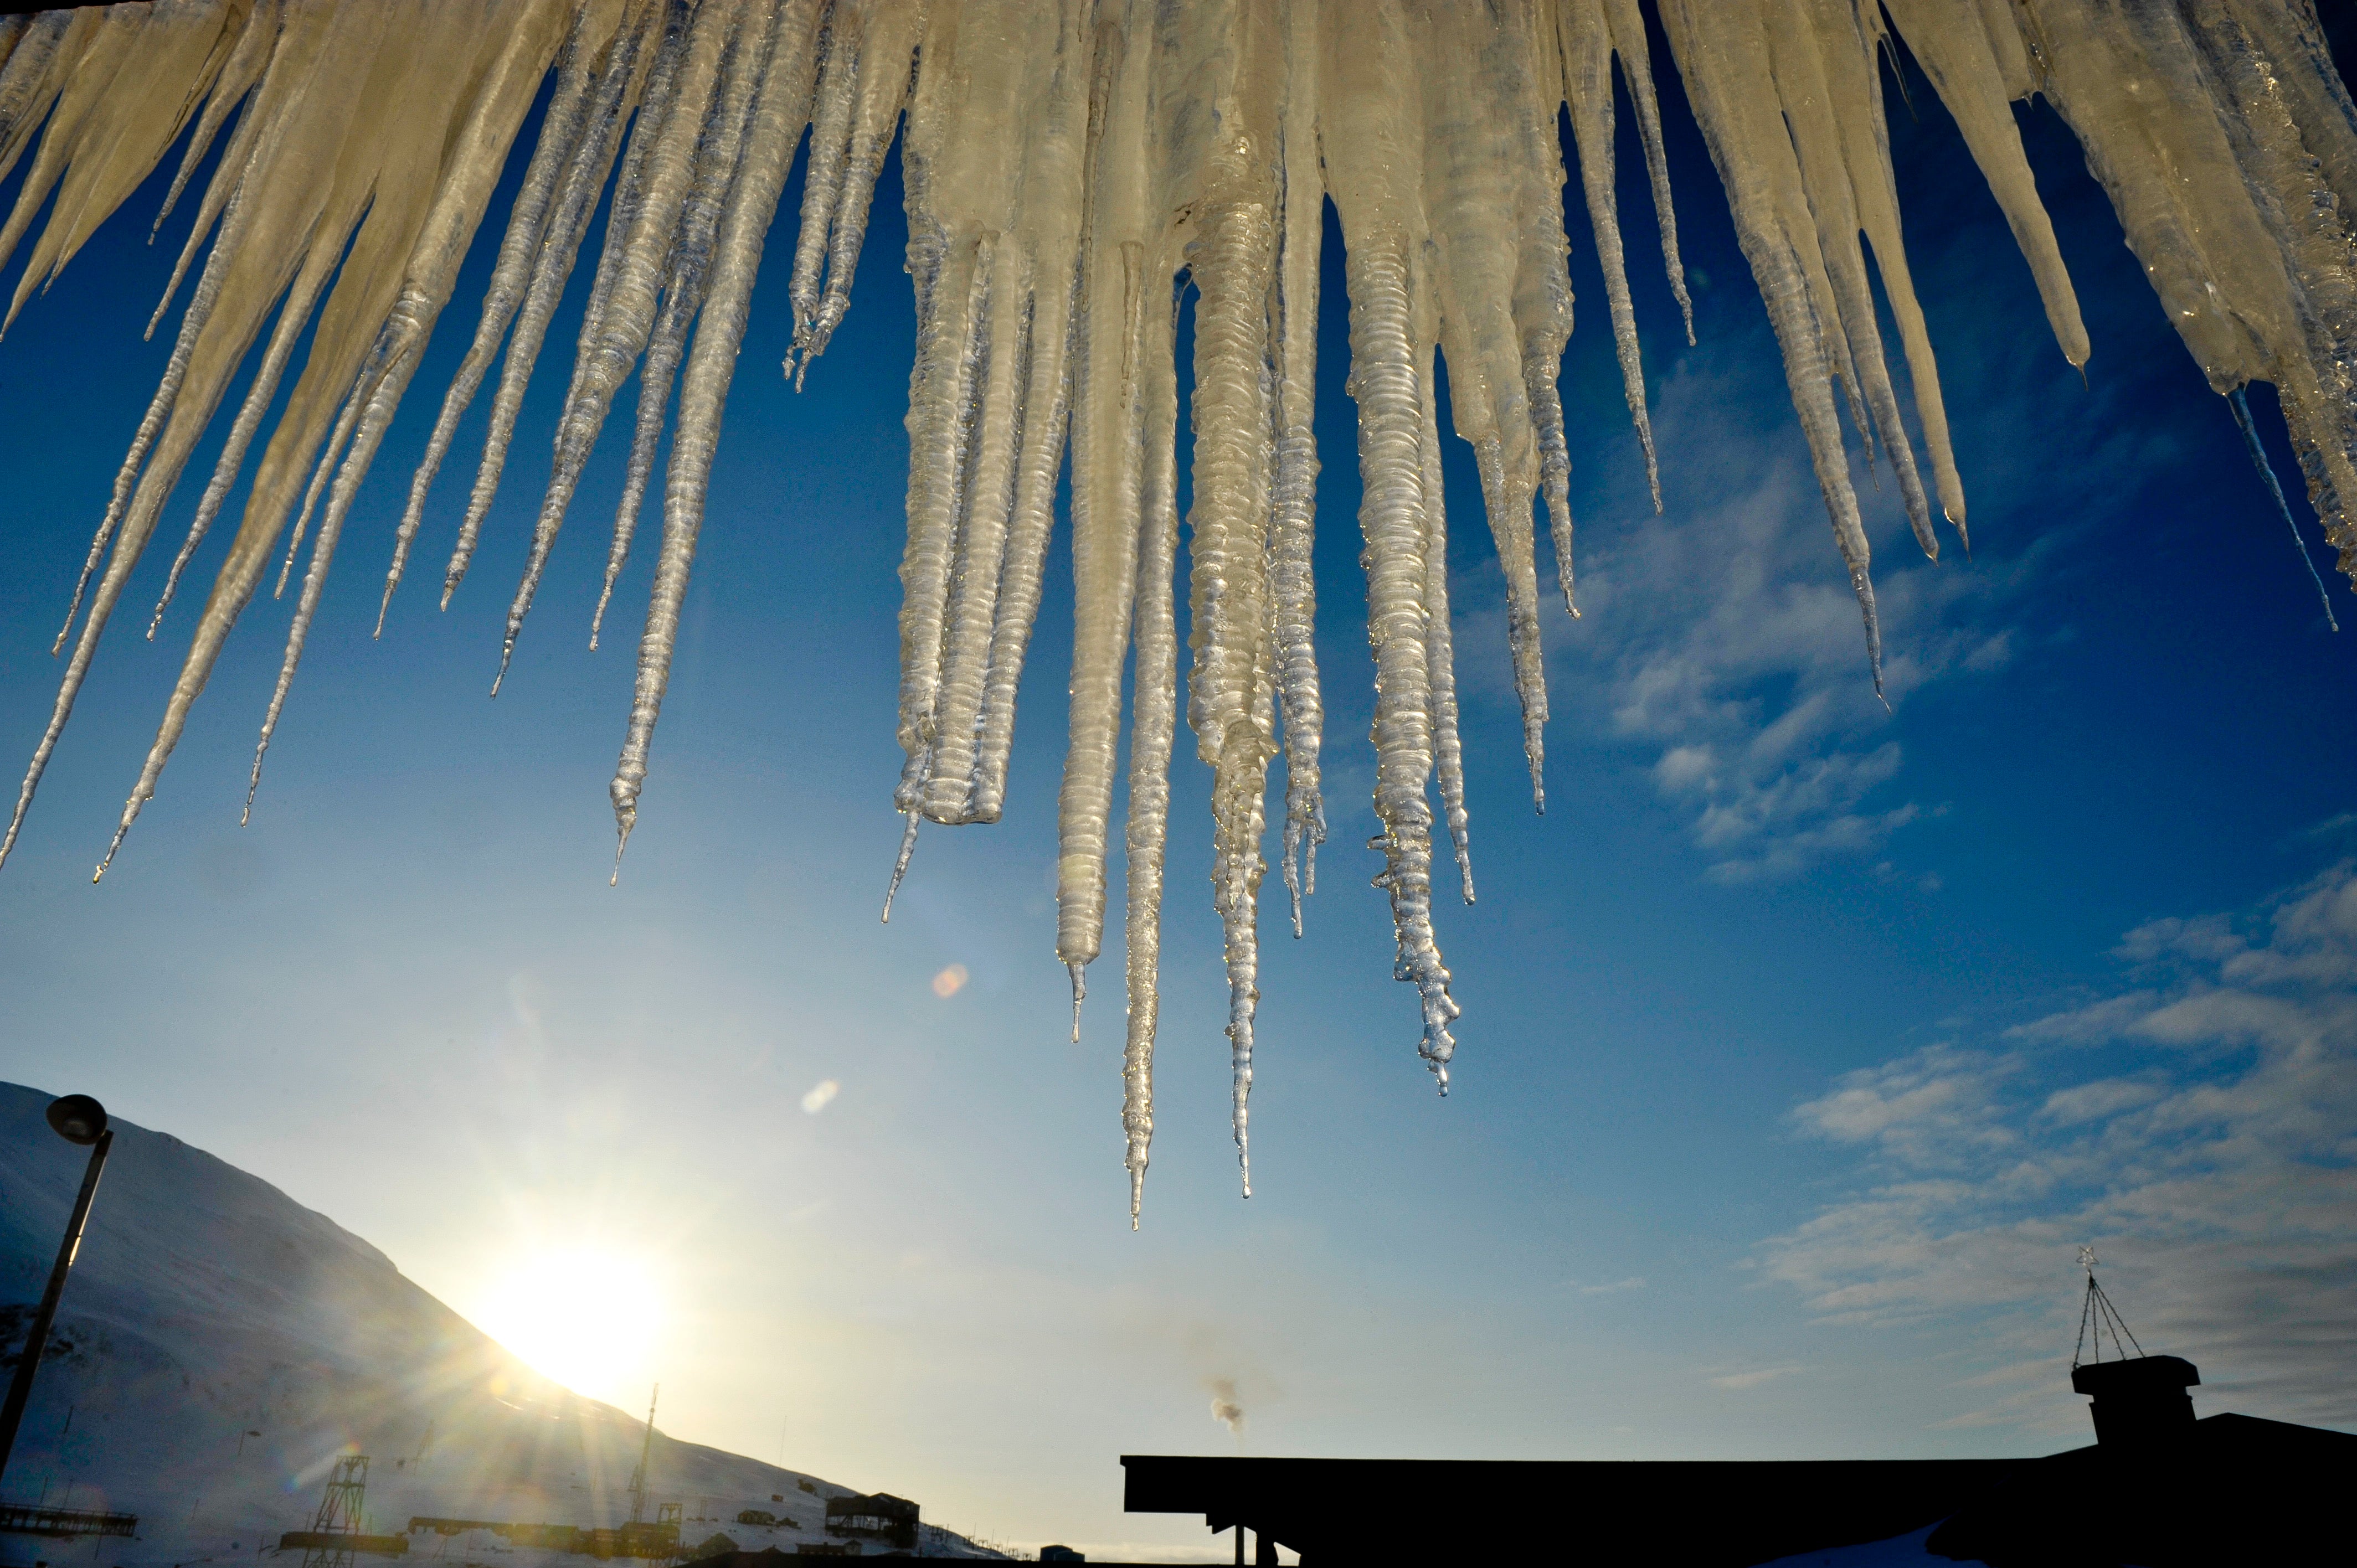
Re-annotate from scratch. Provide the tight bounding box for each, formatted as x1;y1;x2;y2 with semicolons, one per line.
609;0;822;871
1;2;248;330
1556;0;1661;509
251;2;603;813
883;0;1095;833
1529;345;1581;616
61;178;249;657
532;0;768;684
148;241;356;638
1053;2;1153;1013
1599;0;1692;345
152;0;279;239
99;3;571;878
881;811;918;919
147;1;309;345
1880;0;2086;371
0;16;73;191
794;0;925;383
1509;1;1584;619
1325;6;1462;1087
1353;233;1461;1088
918;276;1031;823
966;264;1077;823
783;0;861;380
965;0;1091;827
452;0;723;620
1765;0;1941;560
1421;0;1553;812
1419;350;1475;896
1660;0;1884;693
891;230;993;810
590;218;715;651
2231;387;2340;631
382;0;652;635
275;365;366;600
6;0;366;871
1123;278;1182;1224
0;8;138;300
1185;6;1284;1189
1272;0;1325;940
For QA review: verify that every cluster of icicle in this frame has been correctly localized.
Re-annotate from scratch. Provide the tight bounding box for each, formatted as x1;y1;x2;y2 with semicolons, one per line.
0;1;2351;1223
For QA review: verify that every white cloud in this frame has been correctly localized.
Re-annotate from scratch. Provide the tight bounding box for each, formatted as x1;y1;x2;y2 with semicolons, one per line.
1527;353;2035;882
1709;1365;1804;1390
1757;860;2357;1433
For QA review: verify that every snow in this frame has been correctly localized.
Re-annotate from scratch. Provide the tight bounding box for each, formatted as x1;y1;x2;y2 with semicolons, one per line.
0;0;2352;1214
0;1083;1004;1564
1753;1522;1985;1567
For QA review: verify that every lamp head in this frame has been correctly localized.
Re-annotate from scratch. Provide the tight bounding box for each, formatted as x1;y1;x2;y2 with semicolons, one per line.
46;1094;108;1146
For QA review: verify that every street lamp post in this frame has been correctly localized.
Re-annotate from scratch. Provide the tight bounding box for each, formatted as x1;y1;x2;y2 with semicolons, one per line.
0;1094;114;1488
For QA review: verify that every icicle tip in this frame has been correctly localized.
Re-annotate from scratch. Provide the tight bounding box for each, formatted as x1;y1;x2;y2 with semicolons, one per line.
881;811;919;921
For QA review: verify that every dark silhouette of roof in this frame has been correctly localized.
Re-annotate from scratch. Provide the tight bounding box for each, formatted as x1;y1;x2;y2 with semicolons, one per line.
1927;1411;2353;1566
1123;1453;2025;1564
1121;1347;2352;1565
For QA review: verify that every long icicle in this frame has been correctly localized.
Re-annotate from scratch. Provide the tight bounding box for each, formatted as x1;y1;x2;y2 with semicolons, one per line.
578;3;774;665
1419;344;1474;901
1188;122;1281;1194
1272;0;1325;938
380;0;653;633
443;0;702;612
506;0;747;642
611;0;819;871
1123;277;1182;1226
2231;386;2340;631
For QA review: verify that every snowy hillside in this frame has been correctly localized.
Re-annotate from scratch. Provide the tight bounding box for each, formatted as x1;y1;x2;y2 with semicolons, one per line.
0;1084;997;1564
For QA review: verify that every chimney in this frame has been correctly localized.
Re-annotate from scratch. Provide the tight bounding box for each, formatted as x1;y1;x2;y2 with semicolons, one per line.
2070;1354;2199;1447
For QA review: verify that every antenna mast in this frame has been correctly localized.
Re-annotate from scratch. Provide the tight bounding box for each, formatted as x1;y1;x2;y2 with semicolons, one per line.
2072;1246;2147;1367
628;1384;660;1525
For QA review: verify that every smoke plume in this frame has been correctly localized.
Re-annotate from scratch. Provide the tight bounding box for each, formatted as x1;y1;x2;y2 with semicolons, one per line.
1206;1378;1245;1436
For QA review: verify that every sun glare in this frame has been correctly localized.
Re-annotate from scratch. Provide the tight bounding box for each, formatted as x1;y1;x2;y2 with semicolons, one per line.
474;1248;664;1404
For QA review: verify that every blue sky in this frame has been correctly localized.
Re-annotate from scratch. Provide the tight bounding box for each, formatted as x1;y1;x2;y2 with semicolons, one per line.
3;16;2355;1562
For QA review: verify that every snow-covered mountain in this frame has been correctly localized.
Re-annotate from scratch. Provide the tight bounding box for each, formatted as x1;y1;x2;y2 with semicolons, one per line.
0;1083;995;1564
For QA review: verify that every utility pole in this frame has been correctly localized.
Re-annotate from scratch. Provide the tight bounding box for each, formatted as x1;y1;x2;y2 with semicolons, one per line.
0;1096;114;1487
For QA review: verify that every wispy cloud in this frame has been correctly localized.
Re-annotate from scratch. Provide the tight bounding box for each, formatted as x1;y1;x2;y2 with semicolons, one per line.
1576;1276;1647;1295
1757;859;2357;1433
1709;1364;1804;1391
1535;354;2032;883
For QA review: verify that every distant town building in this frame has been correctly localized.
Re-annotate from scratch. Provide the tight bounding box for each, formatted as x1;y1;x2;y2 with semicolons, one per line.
279;1534;407;1560
822;1494;917;1552
0;1505;139;1541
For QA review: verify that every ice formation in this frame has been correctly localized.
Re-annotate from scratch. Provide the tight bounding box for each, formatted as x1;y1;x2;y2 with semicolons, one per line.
0;0;2351;1220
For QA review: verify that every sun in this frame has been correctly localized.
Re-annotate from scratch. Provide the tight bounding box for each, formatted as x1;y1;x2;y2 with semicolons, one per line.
472;1248;665;1404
